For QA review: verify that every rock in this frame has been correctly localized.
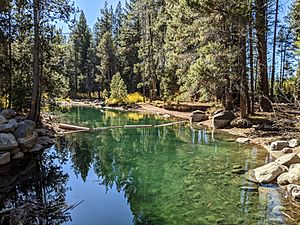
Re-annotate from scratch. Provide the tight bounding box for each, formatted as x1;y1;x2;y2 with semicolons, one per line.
190;110;207;122
230;117;252;128
212;110;236;129
277;172;290;186
18;132;38;149
12;151;24;160
255;124;279;131
0;133;18;151
35;128;47;137
281;148;293;154
253;162;287;183
236;137;250;144
289;139;298;148
287;184;300;201
15;115;27;121
0;152;10;165
13;120;35;139
233;165;243;169
0;115;7;125
29;144;43;153
245;170;259;183
36;136;54;147
0;109;16;119
286;164;300;185
270;141;289;151
0;119;18;133
275;153;300;167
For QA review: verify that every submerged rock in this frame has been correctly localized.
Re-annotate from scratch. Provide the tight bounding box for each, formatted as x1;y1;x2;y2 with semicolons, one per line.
240;186;258;192
253;162;287;183
212;110;235;129
270;141;289;151
0;133;18;151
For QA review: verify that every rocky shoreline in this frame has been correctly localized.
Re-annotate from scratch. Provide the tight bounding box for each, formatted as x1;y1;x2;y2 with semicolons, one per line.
0;109;56;167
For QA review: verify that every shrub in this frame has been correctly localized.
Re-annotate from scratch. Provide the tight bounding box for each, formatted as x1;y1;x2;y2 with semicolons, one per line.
126;92;144;104
110;73;128;100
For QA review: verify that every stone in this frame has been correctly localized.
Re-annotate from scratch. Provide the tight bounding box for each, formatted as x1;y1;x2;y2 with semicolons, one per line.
35;128;47;136
286;164;300;185
15;115;27;121
240;186;258;192
17;132;38;149
0;109;16;119
12;151;24;160
36;136;54;147
190;110;207;122
236;137;250;144
29;144;43;153
0;119;18;133
270;141;289;151
13;120;35;139
212;110;236;129
275;153;300;167
245;170;259;183
0;115;7;125
281;148;293;154
230;117;252;128
277;172;290;186
0;133;18;151
289;139;298;148
255;124;279;132
287;184;300;201
253;162;287;183
0;152;10;165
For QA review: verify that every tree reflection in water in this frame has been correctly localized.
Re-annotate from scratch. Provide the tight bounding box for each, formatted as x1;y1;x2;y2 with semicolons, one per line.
0;150;70;225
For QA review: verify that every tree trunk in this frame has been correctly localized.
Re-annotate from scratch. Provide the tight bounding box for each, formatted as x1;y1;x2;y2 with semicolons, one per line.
270;0;279;101
255;0;272;112
240;32;248;118
8;10;12;108
249;0;255;114
29;0;41;124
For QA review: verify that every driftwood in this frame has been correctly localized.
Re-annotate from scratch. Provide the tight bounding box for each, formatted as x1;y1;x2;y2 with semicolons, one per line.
59;120;189;134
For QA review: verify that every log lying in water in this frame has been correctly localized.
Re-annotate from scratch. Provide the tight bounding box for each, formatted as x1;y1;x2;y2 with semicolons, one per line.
59;120;189;134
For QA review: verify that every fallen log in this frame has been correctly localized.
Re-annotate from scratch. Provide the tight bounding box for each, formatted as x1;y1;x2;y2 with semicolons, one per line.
124;124;153;129
59;123;90;131
154;121;188;128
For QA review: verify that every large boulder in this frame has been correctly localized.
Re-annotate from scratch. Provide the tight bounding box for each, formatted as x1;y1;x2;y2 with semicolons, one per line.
276;164;300;185
275;153;300;167
0;109;16;119
277;172;290;185
0;115;7;125
230;117;252;128
13;120;35;139
190;110;207;122
0;152;10;165
253;162;287;183
287;184;300;201
0;133;18;151
270;141;289;151
0;119;18;133
212;110;236;129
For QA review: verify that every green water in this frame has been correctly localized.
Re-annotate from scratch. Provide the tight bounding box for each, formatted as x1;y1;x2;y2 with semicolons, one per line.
53;107;295;225
1;106;297;224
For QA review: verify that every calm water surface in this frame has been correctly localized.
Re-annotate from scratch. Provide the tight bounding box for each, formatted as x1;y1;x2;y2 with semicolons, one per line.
0;107;298;225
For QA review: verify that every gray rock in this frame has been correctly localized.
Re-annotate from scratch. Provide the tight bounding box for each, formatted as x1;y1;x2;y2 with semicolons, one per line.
230;117;252;128
255;124;279;131
35;128;47;136
289;139;298;148
0;109;16;119
17;132;38;149
212;110;236;129
281;148;293;154
0;133;18;151
36;136;54;147
0;152;10;165
253;162;288;183
15;115;27;121
13;120;35;139
12;151;24;160
0;115;7;125
0;119;18;133
287;184;300;201
275;153;300;167
29;144;43;153
270;141;289;151
190;110;207;122
236;137;250;144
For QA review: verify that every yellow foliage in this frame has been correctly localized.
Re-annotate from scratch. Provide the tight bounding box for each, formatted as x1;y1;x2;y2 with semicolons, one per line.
105;111;118;118
126;92;144;104
105;98;124;106
127;113;144;121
